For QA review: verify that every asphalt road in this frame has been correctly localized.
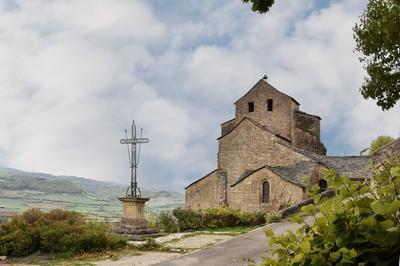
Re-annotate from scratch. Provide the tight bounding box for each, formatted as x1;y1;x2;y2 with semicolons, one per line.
155;220;302;266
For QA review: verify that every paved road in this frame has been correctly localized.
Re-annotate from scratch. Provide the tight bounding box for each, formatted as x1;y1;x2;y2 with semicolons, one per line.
155;220;303;266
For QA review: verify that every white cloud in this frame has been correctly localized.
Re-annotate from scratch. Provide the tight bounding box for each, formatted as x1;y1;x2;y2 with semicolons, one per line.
0;0;398;191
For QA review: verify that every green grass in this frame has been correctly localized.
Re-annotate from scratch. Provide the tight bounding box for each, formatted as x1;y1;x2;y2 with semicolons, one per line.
199;225;263;235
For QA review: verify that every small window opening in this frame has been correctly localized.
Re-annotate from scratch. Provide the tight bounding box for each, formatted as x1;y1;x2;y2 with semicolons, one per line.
248;102;254;112
262;181;270;203
267;99;273;111
319;179;327;192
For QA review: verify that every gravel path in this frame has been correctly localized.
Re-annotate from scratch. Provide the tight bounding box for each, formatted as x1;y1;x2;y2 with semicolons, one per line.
95;252;181;266
165;234;233;249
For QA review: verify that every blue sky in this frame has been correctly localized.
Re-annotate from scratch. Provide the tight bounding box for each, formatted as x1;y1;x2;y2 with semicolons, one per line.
0;0;399;192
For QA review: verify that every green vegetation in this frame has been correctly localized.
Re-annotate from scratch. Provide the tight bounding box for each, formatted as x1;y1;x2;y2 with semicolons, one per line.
354;0;400;110
243;0;275;13
0;167;183;220
0;209;127;257
262;161;400;265
156;207;267;233
370;135;395;155
202;225;261;235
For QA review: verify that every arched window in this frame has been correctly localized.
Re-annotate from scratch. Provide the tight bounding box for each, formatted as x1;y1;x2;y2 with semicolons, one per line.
319;179;327;192
262;181;270;203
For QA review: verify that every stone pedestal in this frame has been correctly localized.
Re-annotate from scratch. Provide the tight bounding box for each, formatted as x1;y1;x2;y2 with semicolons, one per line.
116;197;162;240
118;197;149;229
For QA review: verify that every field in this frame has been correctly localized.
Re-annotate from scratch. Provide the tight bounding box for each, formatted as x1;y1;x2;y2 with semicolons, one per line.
0;167;184;221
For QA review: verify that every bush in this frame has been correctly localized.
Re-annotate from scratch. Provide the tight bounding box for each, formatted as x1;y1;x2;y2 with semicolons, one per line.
156;207;265;232
172;209;202;231
156;211;179;233
264;213;282;224
0;209;126;257
263;163;400;265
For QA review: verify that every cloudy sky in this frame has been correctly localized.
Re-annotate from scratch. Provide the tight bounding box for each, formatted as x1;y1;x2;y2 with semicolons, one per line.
0;0;399;192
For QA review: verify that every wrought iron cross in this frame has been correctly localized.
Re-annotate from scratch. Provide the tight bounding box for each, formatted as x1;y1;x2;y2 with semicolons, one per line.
120;120;149;198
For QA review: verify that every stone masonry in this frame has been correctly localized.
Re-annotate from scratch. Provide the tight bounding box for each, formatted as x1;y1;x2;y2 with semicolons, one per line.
185;78;370;213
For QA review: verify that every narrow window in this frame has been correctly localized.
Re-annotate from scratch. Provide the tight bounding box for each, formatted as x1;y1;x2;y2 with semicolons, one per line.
262;181;270;203
267;99;273;111
248;102;254;112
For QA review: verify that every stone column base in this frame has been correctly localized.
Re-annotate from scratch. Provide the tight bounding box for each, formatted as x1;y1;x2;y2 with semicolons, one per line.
118;197;149;230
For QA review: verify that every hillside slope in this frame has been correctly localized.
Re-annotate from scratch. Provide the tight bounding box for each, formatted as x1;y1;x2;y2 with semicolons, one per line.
0;167;183;219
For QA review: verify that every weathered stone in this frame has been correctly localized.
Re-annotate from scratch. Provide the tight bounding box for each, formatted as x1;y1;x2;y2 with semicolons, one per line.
185;79;380;214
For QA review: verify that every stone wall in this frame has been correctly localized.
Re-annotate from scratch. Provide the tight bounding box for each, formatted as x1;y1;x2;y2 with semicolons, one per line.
218;119;310;187
185;170;227;211
221;119;236;136
293;127;326;155
293;111;326;155
234;80;299;140
374;137;400;163
229;167;304;213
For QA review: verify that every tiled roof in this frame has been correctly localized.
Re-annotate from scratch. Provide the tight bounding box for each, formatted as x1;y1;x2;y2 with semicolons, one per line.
229;153;371;188
320;156;371;179
230;169;259;187
269;161;317;186
231;162;313;188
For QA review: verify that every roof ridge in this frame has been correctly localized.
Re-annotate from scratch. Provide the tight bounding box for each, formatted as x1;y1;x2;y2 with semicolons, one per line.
185;169;218;189
295;110;321;120
217;116;290;142
276;141;322;161
234;79;300;105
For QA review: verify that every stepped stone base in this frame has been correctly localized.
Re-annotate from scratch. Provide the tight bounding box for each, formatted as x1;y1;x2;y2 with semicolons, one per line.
116;197;162;240
115;223;163;240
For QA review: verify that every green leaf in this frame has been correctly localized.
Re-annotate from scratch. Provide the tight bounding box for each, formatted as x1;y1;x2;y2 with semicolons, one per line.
299;241;311;253
330;251;341;262
292;253;304;263
320;200;332;215
371;201;386;215
265;228;274;237
360;216;377;227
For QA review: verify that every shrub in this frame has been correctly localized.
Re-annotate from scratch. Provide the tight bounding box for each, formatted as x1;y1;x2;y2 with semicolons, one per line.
263;163;400;265
156;207;265;232
264;213;282;224
156;211;179;233
172;208;202;231
0;209;126;257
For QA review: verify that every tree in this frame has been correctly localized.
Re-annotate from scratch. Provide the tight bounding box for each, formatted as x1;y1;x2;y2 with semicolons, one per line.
242;0;275;14
370;135;395;154
353;0;400;110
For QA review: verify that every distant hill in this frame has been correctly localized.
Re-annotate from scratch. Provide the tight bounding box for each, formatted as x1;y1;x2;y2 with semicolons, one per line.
0;167;183;218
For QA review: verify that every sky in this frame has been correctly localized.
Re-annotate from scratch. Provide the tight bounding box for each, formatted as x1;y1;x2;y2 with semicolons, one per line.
0;0;399;192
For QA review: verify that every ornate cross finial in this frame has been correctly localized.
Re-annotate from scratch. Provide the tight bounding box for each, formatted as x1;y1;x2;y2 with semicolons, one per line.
120;120;149;198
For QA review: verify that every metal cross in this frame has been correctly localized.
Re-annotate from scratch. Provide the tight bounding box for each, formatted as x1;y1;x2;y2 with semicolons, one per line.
120;120;149;198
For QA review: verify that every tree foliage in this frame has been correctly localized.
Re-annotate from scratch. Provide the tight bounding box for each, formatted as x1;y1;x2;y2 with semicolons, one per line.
242;0;275;13
370;135;395;154
262;163;400;265
354;0;400;110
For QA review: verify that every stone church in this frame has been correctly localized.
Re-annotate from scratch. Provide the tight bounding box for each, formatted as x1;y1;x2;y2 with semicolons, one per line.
185;78;370;213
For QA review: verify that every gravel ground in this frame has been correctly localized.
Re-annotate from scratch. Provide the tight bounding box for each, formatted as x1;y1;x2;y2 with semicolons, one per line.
95;252;181;266
127;233;193;247
165;234;233;249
